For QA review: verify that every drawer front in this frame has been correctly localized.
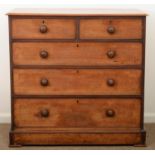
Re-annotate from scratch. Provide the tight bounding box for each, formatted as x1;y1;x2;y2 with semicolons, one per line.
12;18;76;39
14;98;141;128
13;69;141;95
13;42;142;66
80;18;142;39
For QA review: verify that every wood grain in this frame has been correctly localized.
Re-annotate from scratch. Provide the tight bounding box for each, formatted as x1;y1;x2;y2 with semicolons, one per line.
14;98;141;128
13;69;142;95
80;19;142;39
12;18;76;39
12;132;142;145
9;12;146;146
14;127;141;132
13;42;142;66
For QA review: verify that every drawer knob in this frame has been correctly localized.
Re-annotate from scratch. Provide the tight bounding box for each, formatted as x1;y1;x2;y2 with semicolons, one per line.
107;50;116;58
107;79;115;86
107;26;115;34
40;50;48;59
106;109;115;117
40;109;49;117
40;78;49;86
40;25;48;33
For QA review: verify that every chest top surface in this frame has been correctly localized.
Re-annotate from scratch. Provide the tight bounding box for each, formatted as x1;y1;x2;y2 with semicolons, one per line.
7;8;147;16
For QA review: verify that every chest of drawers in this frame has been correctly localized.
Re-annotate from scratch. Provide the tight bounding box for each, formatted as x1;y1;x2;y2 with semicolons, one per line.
8;9;147;146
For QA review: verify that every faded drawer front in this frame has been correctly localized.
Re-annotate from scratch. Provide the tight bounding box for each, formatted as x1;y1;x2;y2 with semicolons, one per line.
13;69;141;95
12;18;76;39
80;18;142;39
14;98;141;128
13;42;142;66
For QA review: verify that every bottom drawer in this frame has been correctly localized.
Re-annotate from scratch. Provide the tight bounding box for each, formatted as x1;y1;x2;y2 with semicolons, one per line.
14;98;141;128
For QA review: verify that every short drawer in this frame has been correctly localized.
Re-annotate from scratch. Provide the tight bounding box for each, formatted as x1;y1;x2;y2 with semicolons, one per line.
13;69;141;95
80;18;142;39
13;42;142;66
11;18;76;39
14;98;141;128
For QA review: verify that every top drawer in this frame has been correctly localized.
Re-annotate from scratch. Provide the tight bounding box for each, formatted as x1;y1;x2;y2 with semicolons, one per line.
80;18;142;39
11;18;76;39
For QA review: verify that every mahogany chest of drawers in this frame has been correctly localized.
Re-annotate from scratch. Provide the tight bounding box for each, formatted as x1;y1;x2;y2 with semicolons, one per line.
8;9;147;146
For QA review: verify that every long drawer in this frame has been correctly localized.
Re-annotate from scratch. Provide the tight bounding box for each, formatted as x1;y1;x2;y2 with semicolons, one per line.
13;42;142;66
13;69;141;95
14;98;141;128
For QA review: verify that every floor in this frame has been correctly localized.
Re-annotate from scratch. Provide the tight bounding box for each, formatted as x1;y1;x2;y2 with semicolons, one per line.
0;123;155;150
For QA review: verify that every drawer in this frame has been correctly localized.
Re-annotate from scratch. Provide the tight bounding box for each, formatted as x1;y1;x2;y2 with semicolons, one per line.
14;98;141;128
11;18;76;39
13;42;142;66
80;18;142;39
13;69;141;95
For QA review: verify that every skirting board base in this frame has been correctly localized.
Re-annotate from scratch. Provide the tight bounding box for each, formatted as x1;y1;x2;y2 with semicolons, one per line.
9;130;146;146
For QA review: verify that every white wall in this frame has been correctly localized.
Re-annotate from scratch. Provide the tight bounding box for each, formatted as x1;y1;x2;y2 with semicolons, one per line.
0;4;155;123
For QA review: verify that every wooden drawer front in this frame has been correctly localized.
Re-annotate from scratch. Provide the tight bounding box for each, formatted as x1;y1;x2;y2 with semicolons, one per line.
13;42;142;66
12;18;76;39
80;18;142;39
13;69;141;95
14;98;141;128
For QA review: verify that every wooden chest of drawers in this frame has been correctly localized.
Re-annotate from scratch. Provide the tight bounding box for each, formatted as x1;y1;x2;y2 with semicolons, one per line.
8;9;147;146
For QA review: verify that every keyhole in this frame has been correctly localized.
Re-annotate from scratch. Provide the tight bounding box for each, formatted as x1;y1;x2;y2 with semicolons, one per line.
76;43;79;47
42;20;45;24
76;70;79;74
77;99;79;104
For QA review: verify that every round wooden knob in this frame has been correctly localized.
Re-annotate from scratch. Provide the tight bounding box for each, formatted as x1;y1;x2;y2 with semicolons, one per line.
107;26;115;34
40;25;48;33
106;109;115;117
40;109;49;117
40;50;48;59
107;79;115;86
107;50;116;59
40;78;48;86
